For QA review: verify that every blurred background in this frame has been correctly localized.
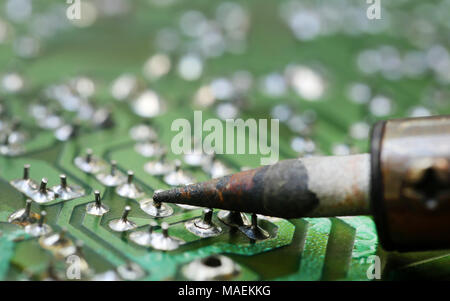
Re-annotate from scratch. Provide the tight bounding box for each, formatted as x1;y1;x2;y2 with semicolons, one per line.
0;0;449;160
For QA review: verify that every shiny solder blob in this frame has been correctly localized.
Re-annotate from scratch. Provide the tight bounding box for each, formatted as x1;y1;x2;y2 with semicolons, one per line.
144;153;175;176
163;160;195;186
116;261;145;280
239;213;269;241
134;139;164;158
182;255;240;281
25;210;52;237
116;171;144;199
96;160;126;187
108;206;137;232
0;132;25;156
140;189;173;218
52;174;85;201
185;208;222;238
8;199;39;226
74;148;107;174
39;228;76;258
86;191;109;216
31;178;57;204
10;164;38;194
218;210;250;228
129;221;157;247
151;222;184;251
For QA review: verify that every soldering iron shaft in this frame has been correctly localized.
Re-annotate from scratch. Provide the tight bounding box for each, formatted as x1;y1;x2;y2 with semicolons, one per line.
154;154;371;219
155;116;450;251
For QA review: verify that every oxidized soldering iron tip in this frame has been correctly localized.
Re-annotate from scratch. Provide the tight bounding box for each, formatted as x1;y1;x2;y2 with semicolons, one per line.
154;154;371;219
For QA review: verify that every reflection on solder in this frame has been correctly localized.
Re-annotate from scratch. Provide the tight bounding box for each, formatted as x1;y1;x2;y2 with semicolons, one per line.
185;208;223;238
96;160;127;187
10;164;37;194
239;213;270;241
182;255;240;281
108;206;138;232
39;228;76;259
218;210;251;228
129;221;157;247
51;174;85;201
144;153;175;176
85;190;110;216
116;261;146;280
115;171;144;199
25;210;52;237
8;199;39;226
74;148;107;174
151;222;184;251
163;160;194;186
31;178;57;204
140;190;174;218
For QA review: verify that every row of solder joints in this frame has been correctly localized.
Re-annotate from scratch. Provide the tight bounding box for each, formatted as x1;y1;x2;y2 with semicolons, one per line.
9;188;271;248
8;200;146;280
130;123;233;183
8;153;272;251
8;164;86;242
128;126;272;244
86;189;271;251
73;148;272;247
74;147;211;191
111;202;271;251
73;147;180;242
73;148;184;250
10;164;85;203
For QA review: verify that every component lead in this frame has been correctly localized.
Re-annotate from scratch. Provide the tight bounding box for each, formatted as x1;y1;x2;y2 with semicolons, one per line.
86;190;110;216
25;210;52;237
39;228;76;258
0;132;25;156
23;164;29;179
108;206;137;232
129;221;157;247
143;153;175;176
134;139;164;158
239;213;270;241
30;178;57;203
10;164;38;194
52;174;85;201
8;199;39;226
151;222;184;251
86;149;92;163
163;160;195;186
96;160;127;187
115;171;144;199
74;148;107;174
140;189;174;217
185;208;222;238
218;210;250;228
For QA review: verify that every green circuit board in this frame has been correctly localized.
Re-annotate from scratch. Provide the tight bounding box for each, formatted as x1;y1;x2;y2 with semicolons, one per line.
0;0;449;281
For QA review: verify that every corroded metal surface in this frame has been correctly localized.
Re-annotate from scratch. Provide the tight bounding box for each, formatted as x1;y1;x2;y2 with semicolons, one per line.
155;156;371;219
376;115;450;251
155;159;319;218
